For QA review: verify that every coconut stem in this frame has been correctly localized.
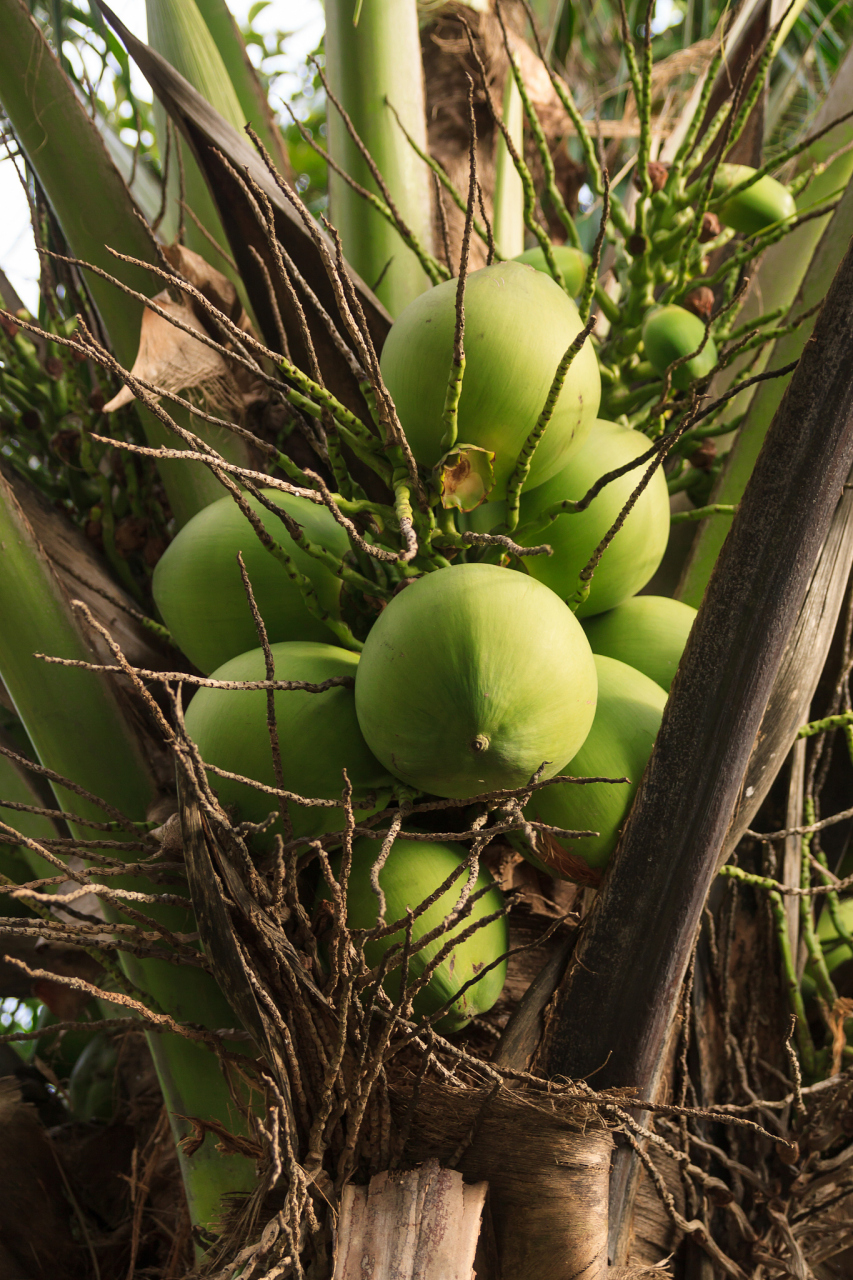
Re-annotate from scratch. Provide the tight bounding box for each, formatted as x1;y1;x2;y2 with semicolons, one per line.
501;315;597;533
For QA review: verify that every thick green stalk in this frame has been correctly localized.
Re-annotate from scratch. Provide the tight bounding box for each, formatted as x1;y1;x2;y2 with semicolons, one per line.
324;0;433;315
492;70;525;259
678;164;853;607
0;732;61;883
0;468;257;1227
0;0;248;524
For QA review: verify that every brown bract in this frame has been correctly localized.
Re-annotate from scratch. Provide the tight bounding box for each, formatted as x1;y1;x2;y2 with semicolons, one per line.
103;246;263;415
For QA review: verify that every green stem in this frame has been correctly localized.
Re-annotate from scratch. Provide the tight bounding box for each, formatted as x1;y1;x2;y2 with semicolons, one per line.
502;321;594;531
324;0;435;315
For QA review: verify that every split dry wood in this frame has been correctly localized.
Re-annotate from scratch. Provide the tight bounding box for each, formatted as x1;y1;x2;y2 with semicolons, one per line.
332;1159;487;1280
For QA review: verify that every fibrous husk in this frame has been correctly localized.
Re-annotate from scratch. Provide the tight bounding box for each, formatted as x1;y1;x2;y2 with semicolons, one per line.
391;1081;613;1280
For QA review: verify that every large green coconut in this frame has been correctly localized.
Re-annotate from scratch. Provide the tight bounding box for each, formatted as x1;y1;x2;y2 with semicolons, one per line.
713;164;796;236
379;261;601;501
512;245;589;296
153;489;352;674
467;419;670;617
524;655;666;876
184;642;393;845
582;595;697;691
354;563;598;798
642;305;717;390
320;836;508;1032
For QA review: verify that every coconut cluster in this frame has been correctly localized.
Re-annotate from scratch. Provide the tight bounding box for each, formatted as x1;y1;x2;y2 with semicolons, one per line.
152;259;703;1031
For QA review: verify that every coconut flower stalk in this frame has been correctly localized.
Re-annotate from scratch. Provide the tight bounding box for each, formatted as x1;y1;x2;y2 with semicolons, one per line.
492;71;525;260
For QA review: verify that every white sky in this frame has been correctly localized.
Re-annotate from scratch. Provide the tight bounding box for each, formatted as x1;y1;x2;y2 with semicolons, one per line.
0;0;324;311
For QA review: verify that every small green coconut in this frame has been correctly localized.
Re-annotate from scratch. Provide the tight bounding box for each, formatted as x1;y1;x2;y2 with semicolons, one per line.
467;420;670;617
379;261;601;502
582;595;697;691
714;164;796;236
512;245;589;296
68;1033;119;1121
524;655;666;877
642;305;718;390
354;563;598;799
184;642;393;846
153;489;352;674
321;836;508;1032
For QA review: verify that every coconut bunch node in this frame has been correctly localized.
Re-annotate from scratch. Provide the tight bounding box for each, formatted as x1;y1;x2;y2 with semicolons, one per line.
379;261;601;501
320;836;508;1032
353;563;599;799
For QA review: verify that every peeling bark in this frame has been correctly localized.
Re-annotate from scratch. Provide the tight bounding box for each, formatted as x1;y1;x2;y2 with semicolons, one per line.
332;1161;488;1280
393;1082;613;1280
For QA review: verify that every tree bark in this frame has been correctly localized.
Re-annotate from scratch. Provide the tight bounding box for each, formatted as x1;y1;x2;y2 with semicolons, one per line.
542;233;853;1260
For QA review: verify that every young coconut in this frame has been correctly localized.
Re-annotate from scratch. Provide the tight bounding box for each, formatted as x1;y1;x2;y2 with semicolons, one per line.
642;305;717;389
582;595;697;691
512;245;589;297
153;489;352;674
184;641;393;847
467;420;670;617
523;655;666;878
379;261;601;504
354;563;598;799
713;163;796;236
318;836;508;1033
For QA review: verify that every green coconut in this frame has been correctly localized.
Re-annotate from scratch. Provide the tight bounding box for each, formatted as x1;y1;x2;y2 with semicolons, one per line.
31;1005;103;1080
467;419;670;618
153;489;352;674
321;836;508;1032
582;595;697;691
524;655;666;876
68;1033;119;1121
714;164;796;236
512;244;589;296
642;305;718;390
184;642;393;846
354;563;598;799
379;261;601;502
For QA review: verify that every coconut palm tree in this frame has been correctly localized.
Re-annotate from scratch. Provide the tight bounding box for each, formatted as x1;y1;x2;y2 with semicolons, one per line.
2;1;853;1276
